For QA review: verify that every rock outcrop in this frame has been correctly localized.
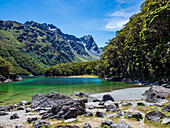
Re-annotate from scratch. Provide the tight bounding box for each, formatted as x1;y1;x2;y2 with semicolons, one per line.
30;92;85;120
145;111;166;122
142;86;170;103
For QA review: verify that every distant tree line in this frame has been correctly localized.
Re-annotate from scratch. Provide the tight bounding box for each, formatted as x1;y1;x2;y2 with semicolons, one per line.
45;61;97;76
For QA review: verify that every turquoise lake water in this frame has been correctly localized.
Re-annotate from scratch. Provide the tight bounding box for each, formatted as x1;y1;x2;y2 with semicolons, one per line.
0;77;137;105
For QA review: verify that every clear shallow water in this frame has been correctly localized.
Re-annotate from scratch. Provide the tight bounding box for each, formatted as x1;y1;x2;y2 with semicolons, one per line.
0;77;137;105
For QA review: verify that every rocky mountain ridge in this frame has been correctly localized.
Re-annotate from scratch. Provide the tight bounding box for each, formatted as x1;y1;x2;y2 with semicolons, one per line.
0;20;102;75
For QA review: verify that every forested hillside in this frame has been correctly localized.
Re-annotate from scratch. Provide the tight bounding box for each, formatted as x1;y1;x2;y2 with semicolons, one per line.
0;20;102;75
96;0;170;81
46;0;170;81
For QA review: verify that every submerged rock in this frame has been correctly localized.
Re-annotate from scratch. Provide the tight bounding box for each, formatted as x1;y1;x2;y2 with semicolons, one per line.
145;111;166;122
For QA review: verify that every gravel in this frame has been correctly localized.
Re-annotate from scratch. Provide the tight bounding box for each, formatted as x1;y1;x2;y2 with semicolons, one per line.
90;87;150;101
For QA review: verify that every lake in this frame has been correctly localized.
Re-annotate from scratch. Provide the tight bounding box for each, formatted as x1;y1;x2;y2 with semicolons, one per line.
0;77;137;105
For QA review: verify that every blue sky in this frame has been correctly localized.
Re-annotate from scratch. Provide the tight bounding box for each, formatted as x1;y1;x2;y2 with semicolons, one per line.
0;0;144;47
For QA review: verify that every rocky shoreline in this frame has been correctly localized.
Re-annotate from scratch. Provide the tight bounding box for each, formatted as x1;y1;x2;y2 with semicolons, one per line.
0;73;22;83
0;86;169;128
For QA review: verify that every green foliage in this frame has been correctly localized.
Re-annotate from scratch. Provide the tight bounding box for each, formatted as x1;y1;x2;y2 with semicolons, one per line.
0;56;13;75
45;61;97;76
97;0;170;81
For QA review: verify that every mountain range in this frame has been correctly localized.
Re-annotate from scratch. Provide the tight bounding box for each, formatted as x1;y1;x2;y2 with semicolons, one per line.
0;20;102;75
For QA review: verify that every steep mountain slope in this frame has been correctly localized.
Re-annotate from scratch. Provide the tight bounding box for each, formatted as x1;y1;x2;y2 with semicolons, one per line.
97;0;170;81
0;20;102;75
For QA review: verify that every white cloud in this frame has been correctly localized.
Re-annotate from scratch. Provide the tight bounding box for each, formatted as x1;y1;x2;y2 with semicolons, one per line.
104;6;139;32
110;10;132;18
105;18;128;31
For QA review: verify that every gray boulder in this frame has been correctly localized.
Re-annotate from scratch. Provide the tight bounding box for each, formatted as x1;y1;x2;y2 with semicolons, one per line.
116;111;123;117
117;121;129;128
0;75;6;82
153;103;164;107
33;120;50;128
92;99;101;102
110;124;118;127
71;92;88;97
122;102;132;106
18;101;31;106
83;123;91;128
124;111;131;116
0;105;13;112
15;126;22;128
0;111;8;116
27;117;38;124
142;86;170;103
17;106;25;110
162;104;170;112
96;111;105;117
145;111;166;122
106;105;120;112
31;92;85;120
84;111;93;117
10;113;19;119
55;125;79;128
104;101;119;108
31;92;77;108
161;118;170;124
102;119;114;126
98;101;104;106
131;112;143;120
103;94;114;102
137;102;146;106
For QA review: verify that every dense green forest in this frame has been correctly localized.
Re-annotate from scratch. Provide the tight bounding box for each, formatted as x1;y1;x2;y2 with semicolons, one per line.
0;56;13;76
97;0;170;81
45;61;97;76
45;0;170;81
